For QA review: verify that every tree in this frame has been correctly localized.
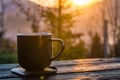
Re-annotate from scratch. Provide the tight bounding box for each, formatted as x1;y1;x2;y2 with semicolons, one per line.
114;0;120;57
43;0;76;46
88;32;104;58
42;0;88;60
104;0;120;57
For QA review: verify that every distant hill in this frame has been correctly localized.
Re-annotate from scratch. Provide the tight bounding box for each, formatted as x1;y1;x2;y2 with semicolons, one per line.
0;0;32;41
2;0;54;41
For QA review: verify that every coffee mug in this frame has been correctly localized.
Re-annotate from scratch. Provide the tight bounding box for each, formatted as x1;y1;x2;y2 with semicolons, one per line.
17;32;65;71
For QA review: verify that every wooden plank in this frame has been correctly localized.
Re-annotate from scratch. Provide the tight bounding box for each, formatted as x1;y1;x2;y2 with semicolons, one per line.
1;58;120;79
0;58;120;71
1;69;120;80
0;64;19;71
1;58;120;74
51;58;120;67
56;62;120;73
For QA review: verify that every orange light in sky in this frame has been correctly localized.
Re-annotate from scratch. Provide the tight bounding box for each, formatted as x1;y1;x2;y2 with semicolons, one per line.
71;0;103;7
28;0;103;8
28;0;56;7
72;0;91;6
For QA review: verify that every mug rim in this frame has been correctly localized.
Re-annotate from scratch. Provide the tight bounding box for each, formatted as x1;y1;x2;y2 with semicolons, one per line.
17;32;52;36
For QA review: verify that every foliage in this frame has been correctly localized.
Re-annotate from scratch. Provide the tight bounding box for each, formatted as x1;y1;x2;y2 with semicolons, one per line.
0;33;17;63
115;38;120;57
88;32;104;58
13;0;88;60
42;8;58;36
0;0;17;63
0;39;16;53
0;27;16;64
59;40;88;60
42;0;88;60
0;52;17;64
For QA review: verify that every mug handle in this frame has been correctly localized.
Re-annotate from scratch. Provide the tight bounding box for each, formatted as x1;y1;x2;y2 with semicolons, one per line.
51;38;65;60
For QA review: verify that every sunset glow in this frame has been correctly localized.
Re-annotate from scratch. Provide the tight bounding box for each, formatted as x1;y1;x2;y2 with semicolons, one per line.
28;0;56;7
72;0;91;6
28;0;103;8
71;0;104;7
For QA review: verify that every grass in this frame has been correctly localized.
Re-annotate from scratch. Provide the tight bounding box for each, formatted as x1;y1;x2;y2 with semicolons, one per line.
0;52;18;64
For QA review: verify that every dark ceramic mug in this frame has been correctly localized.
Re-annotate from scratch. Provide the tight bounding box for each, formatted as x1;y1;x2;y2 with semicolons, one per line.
17;32;64;71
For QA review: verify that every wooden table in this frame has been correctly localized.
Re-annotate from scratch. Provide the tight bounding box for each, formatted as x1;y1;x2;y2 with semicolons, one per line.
1;58;120;80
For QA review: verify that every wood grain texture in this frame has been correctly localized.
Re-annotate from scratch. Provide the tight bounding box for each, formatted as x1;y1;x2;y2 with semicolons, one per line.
1;58;120;80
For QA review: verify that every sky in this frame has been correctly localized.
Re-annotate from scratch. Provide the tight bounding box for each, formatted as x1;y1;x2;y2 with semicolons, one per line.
28;0;56;7
28;0;104;8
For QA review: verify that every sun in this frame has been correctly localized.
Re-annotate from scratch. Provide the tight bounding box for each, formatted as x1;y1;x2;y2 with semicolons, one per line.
72;0;91;6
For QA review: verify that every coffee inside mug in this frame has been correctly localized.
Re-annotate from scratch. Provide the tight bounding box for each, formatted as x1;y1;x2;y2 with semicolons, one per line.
17;32;64;71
